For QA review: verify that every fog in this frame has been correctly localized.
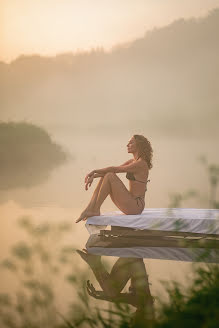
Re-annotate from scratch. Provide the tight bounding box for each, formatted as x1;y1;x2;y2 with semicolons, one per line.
0;8;218;313
0;8;218;208
1;8;219;135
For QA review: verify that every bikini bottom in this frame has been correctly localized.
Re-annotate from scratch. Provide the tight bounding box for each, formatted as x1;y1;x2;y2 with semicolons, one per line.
134;196;145;209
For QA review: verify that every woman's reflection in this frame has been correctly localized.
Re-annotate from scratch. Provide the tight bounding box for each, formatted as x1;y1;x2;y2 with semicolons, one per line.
77;250;155;325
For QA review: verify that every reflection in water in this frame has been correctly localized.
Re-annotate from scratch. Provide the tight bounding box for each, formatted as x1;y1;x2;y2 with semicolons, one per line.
85;208;219;264
86;233;219;263
76;231;219;326
77;250;155;326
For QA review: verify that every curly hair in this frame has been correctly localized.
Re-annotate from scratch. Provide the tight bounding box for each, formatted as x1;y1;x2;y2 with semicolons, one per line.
134;134;153;170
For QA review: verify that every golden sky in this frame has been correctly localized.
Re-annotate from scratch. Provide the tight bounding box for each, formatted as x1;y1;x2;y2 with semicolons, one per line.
1;0;218;63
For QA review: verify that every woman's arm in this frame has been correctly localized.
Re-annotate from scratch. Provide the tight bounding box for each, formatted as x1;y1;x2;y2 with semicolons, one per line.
119;159;134;167
93;172;105;178
94;166;115;175
85;160;140;182
94;161;141;175
94;160;133;177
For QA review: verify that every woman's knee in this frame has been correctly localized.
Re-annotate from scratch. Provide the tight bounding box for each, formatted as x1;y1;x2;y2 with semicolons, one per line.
105;172;116;179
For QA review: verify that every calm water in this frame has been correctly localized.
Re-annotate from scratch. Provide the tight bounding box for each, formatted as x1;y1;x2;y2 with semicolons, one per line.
0;133;218;316
74;230;219;325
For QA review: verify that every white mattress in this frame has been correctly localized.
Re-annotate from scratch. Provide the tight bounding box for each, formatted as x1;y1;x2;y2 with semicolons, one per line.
86;246;219;263
86;208;219;235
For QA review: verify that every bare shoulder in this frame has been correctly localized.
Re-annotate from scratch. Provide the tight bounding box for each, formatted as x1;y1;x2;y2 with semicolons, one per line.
119;159;134;166
138;158;149;170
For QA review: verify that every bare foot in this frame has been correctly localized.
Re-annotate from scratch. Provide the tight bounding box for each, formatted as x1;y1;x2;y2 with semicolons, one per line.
75;209;87;223
76;249;101;266
75;205;93;223
75;209;100;223
82;210;101;221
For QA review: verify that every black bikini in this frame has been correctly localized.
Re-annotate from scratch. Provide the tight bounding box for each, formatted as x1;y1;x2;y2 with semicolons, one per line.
126;172;150;185
126;172;150;209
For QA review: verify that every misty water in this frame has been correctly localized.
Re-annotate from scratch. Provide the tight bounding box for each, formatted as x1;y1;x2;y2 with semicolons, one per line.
79;229;219;322
1;132;218;320
0;5;219;326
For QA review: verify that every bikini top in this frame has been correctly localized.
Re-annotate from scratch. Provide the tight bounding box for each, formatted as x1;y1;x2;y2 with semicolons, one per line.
126;172;150;190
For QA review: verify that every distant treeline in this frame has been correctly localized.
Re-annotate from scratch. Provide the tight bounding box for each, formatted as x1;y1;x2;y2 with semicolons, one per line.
0;8;219;137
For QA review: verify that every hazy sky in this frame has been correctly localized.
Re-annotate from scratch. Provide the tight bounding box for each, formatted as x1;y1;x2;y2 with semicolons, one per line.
1;0;218;63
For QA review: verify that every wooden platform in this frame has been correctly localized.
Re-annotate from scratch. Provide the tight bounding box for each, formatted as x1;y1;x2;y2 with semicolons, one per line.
97;226;219;249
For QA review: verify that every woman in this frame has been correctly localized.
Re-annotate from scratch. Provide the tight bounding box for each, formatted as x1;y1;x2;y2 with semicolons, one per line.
76;250;155;323
76;134;153;223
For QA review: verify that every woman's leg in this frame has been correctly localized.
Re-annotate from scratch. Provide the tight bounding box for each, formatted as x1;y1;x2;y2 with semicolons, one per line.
85;177;105;210
76;172;144;223
92;174;111;212
76;173;112;222
77;173;143;222
91;258;133;296
77;251;132;297
76;177;104;222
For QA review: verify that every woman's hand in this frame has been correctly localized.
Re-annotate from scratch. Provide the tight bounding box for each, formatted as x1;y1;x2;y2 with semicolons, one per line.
85;175;94;190
85;171;95;184
87;280;101;299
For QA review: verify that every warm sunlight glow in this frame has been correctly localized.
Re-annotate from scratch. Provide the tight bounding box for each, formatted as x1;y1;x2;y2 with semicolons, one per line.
1;0;218;63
